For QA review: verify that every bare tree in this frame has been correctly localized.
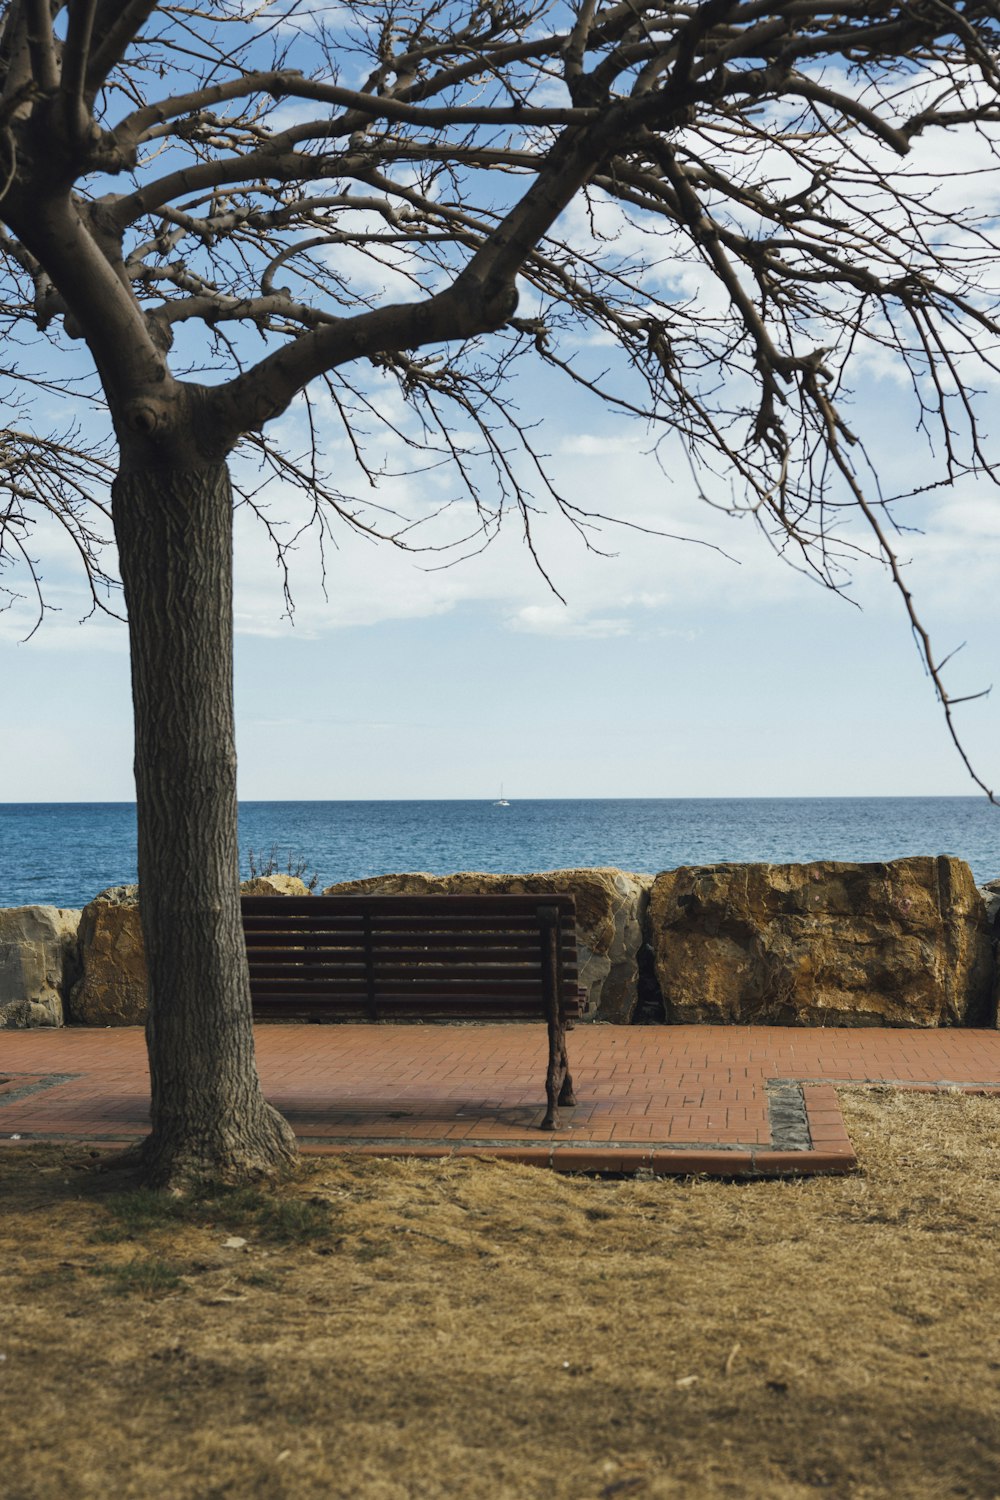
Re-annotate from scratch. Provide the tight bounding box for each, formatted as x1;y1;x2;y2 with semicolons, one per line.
1;0;998;1184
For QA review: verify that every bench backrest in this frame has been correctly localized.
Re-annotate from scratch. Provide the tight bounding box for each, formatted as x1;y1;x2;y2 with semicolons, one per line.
241;893;580;1022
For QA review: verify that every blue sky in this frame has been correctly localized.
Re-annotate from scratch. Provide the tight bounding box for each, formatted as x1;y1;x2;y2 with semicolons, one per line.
2;353;998;802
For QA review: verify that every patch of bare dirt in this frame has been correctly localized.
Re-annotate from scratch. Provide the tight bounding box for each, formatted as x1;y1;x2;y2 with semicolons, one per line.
1;1088;999;1499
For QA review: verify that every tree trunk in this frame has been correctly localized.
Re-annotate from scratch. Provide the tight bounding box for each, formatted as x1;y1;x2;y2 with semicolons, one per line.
112;460;298;1188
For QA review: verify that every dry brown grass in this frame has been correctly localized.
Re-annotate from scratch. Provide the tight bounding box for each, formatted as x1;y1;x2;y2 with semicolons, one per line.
2;1088;999;1500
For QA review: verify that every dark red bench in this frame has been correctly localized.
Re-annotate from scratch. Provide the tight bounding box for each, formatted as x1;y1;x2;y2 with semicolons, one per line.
241;893;581;1129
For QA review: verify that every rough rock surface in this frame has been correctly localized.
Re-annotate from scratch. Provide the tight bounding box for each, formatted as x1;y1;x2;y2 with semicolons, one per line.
68;877;311;1025
92;885;139;905
322;868;652;1021
240;874;311;897
649;856;994;1028
980;878;1000;932
0;906;81;1028
68;888;146;1026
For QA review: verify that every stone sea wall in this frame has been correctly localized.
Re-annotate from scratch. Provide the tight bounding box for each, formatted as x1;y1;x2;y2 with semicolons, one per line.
1;860;997;1029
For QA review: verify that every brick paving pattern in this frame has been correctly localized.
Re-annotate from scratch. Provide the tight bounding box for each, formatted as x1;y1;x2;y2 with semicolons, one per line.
3;1024;1000;1175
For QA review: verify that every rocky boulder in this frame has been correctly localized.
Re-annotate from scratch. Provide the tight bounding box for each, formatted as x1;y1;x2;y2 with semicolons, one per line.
649;856;994;1028
322;868;652;1021
68;877;313;1025
0;906;81;1028
240;874;312;897
68;886;147;1026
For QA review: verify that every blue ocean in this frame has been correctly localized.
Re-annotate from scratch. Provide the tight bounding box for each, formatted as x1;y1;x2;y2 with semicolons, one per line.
1;798;998;909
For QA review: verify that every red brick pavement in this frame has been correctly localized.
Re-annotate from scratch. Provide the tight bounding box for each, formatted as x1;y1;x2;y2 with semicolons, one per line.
2;1024;1000;1176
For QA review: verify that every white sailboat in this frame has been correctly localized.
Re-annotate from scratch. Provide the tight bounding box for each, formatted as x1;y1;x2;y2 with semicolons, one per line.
494;783;510;807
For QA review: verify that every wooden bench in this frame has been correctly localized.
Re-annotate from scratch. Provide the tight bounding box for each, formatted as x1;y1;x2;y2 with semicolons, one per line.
241;893;581;1129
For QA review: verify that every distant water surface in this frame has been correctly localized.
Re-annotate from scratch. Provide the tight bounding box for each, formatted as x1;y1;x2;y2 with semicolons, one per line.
1;798;998;909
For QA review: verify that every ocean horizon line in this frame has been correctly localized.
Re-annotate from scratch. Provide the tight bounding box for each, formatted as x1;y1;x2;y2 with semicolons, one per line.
1;793;993;807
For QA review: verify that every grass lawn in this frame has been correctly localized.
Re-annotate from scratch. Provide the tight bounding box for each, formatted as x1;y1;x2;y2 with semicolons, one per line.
1;1088;998;1499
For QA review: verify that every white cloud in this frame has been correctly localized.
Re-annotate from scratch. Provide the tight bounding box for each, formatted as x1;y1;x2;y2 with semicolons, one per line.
507;603;633;637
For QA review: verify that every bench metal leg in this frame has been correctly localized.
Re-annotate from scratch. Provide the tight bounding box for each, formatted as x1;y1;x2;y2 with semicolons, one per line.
538;903;576;1130
542;1019;573;1129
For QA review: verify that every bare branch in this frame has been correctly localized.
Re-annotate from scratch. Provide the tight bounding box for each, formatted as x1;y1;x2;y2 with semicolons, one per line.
60;0;99;114
85;0;159;93
23;0;58;92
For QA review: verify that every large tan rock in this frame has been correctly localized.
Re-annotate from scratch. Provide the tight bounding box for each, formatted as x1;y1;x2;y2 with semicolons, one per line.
240;874;311;897
68;887;147;1026
68;877;313;1025
322;868;652;1021
649;856;994;1027
0;906;81;1028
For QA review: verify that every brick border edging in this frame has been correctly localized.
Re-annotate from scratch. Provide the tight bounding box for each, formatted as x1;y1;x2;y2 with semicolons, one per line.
292;1081;861;1175
295;1138;858;1175
8;1074;1000;1176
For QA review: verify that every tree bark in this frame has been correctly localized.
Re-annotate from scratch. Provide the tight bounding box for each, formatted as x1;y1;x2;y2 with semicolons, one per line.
112;460;298;1187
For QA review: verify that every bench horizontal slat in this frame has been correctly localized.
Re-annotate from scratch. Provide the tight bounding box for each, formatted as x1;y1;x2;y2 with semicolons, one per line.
247;990;587;1014
249;981;576;1002
243;931;578;952
242;893;576;913
250;992;584;1013
243;931;568;949
247;963;579;985
244;950;577;969
251;1007;579;1024
242;902;571;916
244;948;577;967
